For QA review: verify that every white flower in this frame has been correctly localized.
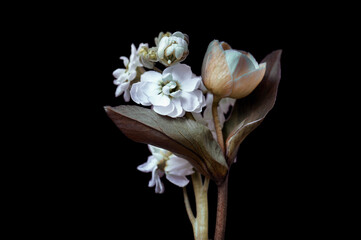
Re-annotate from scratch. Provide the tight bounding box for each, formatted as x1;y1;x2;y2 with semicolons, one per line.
113;43;145;101
157;31;189;66
137;145;194;194
130;64;206;118
192;93;236;140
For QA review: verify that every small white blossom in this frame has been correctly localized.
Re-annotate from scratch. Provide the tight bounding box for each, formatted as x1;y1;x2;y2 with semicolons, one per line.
130;64;206;118
157;31;189;66
192;93;236;140
113;43;145;101
137;145;194;194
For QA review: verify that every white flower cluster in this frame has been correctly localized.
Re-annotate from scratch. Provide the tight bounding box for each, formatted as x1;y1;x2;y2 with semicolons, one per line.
112;31;236;193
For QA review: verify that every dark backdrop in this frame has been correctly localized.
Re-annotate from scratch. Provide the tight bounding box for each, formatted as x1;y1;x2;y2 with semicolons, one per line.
28;5;336;240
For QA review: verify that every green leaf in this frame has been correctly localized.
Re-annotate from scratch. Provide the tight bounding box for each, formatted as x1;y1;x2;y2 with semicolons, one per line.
105;105;228;183
223;50;282;164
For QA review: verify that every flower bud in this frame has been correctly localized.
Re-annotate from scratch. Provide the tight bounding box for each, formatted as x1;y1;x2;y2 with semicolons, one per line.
138;44;158;69
157;31;189;66
201;40;266;99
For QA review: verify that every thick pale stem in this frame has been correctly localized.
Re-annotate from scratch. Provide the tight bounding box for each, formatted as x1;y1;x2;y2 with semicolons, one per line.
183;187;195;225
214;175;229;240
183;173;209;240
212;96;225;154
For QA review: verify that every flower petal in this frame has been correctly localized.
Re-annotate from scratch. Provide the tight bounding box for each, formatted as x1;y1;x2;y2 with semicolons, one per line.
153;102;175;116
115;82;130;97
123;89;131;102
120;56;129;67
172;31;185;39
181;75;201;92
167;98;185;118
149;94;170;107
179;91;200;112
163;64;192;83
166;155;194;176
141;71;162;83
166;174;189;187
192;90;206;113
141;82;160;97
201;40;233;97
155;174;165;193
149;167;159;187
130;82;151;106
224;49;243;76
231;62;266;99
148;144;163;155
113;68;126;79
137;156;157;173
232;51;259;80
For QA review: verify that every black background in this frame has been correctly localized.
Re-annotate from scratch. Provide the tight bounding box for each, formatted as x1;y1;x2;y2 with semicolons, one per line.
14;4;346;239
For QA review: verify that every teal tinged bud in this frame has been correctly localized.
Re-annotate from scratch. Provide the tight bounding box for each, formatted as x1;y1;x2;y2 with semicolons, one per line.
201;40;266;99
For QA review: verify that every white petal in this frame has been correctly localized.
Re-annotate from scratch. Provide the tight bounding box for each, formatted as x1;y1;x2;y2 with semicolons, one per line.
141;71;162;83
141;82;160;97
120;56;129;67
181;75;201;92
157;37;169;59
129;44;137;61
130;82;141;103
148;145;162;155
115;85;123;97
166;155;194;176
130;82;151;106
192;90;206;113
137;156;157;173
113;68;126;78
167;98;185;118
128;70;137;81
149;94;171;107
179;91;200;112
165;45;175;56
163;64;192;83
155;175;165;194
166;174;189;187
123;89;131;102
149;167;159;187
170;90;181;98
153;102;175;116
174;46;185;59
172;31;185;39
115;82;129;97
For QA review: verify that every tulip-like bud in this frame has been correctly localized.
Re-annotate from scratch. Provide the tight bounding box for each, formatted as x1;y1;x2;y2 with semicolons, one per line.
201;40;266;99
157;31;189;66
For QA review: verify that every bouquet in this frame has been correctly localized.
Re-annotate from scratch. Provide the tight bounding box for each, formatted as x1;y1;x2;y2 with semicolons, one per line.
105;31;282;240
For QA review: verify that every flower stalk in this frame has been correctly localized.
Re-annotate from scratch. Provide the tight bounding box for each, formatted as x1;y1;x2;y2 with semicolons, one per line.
212;96;225;154
212;96;228;240
214;174;229;240
183;172;209;240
